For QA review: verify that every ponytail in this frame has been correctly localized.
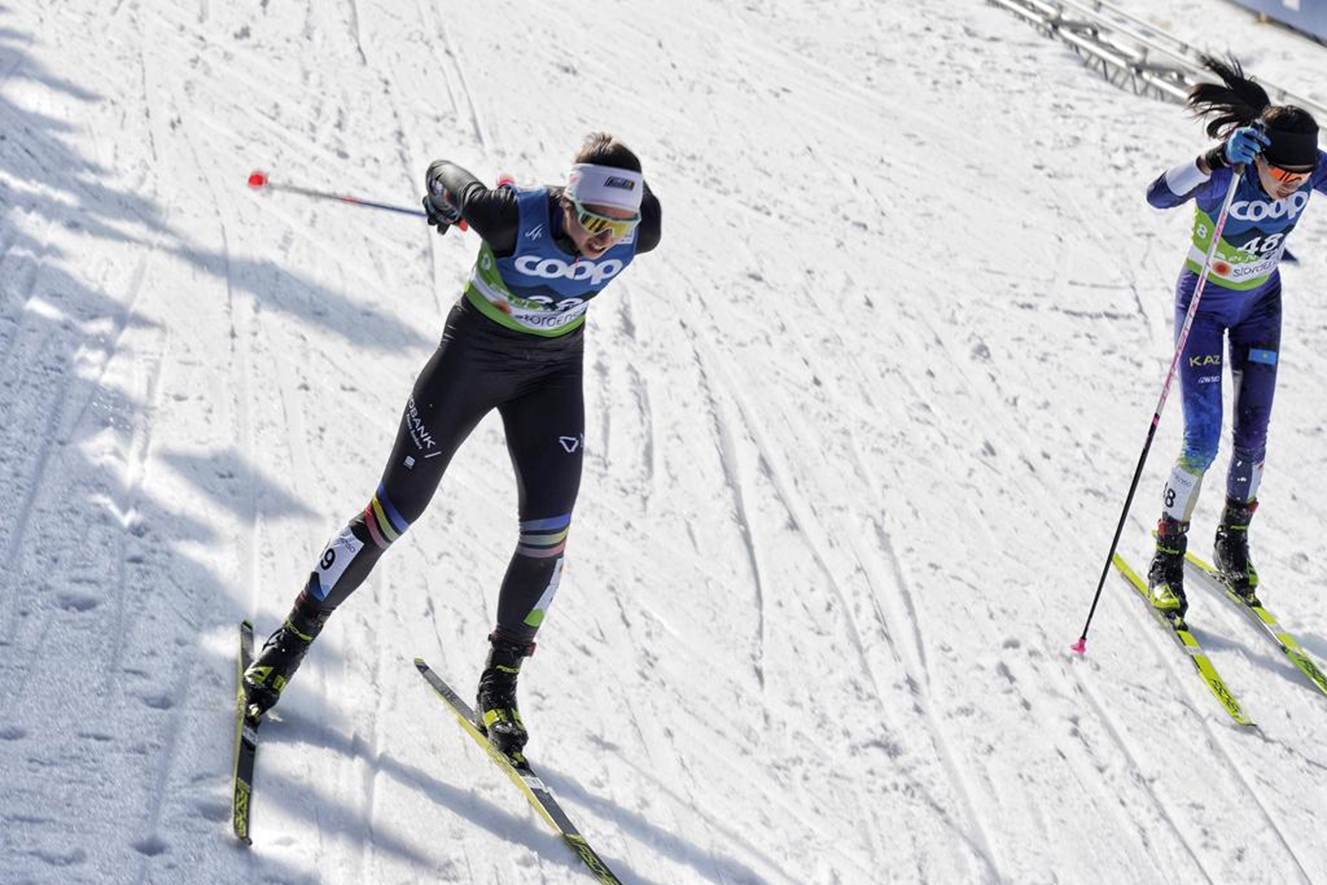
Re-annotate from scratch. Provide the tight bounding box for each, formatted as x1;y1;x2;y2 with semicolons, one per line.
1187;55;1271;139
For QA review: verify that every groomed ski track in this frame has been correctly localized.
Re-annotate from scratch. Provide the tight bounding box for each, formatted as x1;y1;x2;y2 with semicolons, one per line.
1;1;1326;883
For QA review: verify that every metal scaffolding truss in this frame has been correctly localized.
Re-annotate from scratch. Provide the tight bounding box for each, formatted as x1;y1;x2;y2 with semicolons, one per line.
990;0;1327;126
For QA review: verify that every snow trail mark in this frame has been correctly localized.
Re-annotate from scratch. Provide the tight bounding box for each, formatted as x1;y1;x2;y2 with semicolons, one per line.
689;337;768;690
1073;665;1217;884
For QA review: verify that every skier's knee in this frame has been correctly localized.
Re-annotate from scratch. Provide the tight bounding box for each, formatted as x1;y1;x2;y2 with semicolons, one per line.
304;487;410;609
515;513;571;559
360;485;412;549
1231;414;1270;458
1178;444;1217;474
1230;442;1266;467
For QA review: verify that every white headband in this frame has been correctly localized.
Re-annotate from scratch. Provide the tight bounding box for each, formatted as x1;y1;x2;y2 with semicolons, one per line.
566;163;644;214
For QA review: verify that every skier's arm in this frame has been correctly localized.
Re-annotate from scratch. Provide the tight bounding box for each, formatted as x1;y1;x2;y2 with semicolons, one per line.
1146;158;1214;209
1147;128;1269;209
1313;150;1327;196
424;161;520;253
635;183;662;254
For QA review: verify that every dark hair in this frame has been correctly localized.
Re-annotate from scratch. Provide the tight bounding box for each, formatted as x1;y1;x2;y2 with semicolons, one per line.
1187;55;1269;138
1187;55;1318;138
573;132;642;173
1262;104;1319;136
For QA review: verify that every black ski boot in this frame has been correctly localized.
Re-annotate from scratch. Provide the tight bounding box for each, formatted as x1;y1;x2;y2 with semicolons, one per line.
1215;497;1260;604
1148;517;1189;622
476;632;536;760
243;586;330;720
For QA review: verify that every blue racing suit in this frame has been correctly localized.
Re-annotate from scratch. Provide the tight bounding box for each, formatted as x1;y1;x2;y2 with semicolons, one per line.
1146;151;1327;520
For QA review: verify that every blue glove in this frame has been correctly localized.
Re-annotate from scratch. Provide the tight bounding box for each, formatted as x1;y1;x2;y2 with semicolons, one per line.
1224;126;1270;166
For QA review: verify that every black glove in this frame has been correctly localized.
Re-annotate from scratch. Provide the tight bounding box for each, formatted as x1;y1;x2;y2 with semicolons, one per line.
422;180;462;235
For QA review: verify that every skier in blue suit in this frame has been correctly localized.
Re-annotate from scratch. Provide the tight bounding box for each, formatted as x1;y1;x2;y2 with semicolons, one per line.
1145;57;1326;617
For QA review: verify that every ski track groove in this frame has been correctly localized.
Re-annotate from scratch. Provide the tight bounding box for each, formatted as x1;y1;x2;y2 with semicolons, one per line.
1206;731;1315;884
1114;573;1310;882
134;11;423;253
358;609;387;885
152;14;427;270
183;104;419;267
995;630;1169;879
59;251;152;446
425;0;490;153
0;227;47;384
823;273;1216;880
362;4;419;199
853;519;1004;881
0;607;55;728
1072;662;1217;884
104;340;168;696
0;45;24;84
130;654;195;885
628;363;656;510
605;284;657;510
0;339;75;648
1187;663;1317;883
190;126;260;618
721;359;1003;883
132;8;161;165
635;748;813;885
670;248;1004;881
343;0;369;66
269;309;327;567
688;337;767;690
828;322;1228;881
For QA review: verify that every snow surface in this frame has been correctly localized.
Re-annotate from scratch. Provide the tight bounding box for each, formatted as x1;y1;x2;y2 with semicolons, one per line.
2;1;1326;883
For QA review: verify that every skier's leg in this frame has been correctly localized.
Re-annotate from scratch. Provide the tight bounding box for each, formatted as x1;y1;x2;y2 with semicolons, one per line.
308;337;500;610
1162;310;1226;523
1150;295;1227;616
1216;284;1282;595
246;308;503;715
476;356;585;755
494;365;585;642
1225;284;1281;505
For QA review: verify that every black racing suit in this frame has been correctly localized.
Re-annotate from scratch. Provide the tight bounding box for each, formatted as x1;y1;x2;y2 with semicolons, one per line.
291;163;661;645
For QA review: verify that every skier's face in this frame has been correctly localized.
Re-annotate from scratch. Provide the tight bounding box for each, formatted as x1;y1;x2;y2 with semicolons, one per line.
562;199;637;259
1255;157;1313;201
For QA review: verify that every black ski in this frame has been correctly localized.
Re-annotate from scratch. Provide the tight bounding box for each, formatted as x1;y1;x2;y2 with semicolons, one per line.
231;620;259;845
414;658;626;885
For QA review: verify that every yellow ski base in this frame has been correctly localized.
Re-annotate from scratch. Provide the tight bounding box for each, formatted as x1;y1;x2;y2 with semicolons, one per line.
414;659;625;885
1112;555;1255;727
1184;551;1327;699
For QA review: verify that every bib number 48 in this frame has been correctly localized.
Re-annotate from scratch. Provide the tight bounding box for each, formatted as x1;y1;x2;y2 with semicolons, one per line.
1238;232;1283;256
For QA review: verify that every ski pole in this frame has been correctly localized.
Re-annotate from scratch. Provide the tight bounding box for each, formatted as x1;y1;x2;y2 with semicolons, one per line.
246;171;467;229
1071;164;1245;655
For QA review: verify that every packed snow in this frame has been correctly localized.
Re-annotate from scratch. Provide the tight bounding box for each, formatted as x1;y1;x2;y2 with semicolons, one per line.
2;1;1326;883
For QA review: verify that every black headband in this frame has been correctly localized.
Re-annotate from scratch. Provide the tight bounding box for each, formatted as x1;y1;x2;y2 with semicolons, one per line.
1264;126;1320;169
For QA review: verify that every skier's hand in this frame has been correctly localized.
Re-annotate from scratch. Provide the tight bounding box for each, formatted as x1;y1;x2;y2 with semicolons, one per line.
423;181;463;235
1224;126;1270;166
